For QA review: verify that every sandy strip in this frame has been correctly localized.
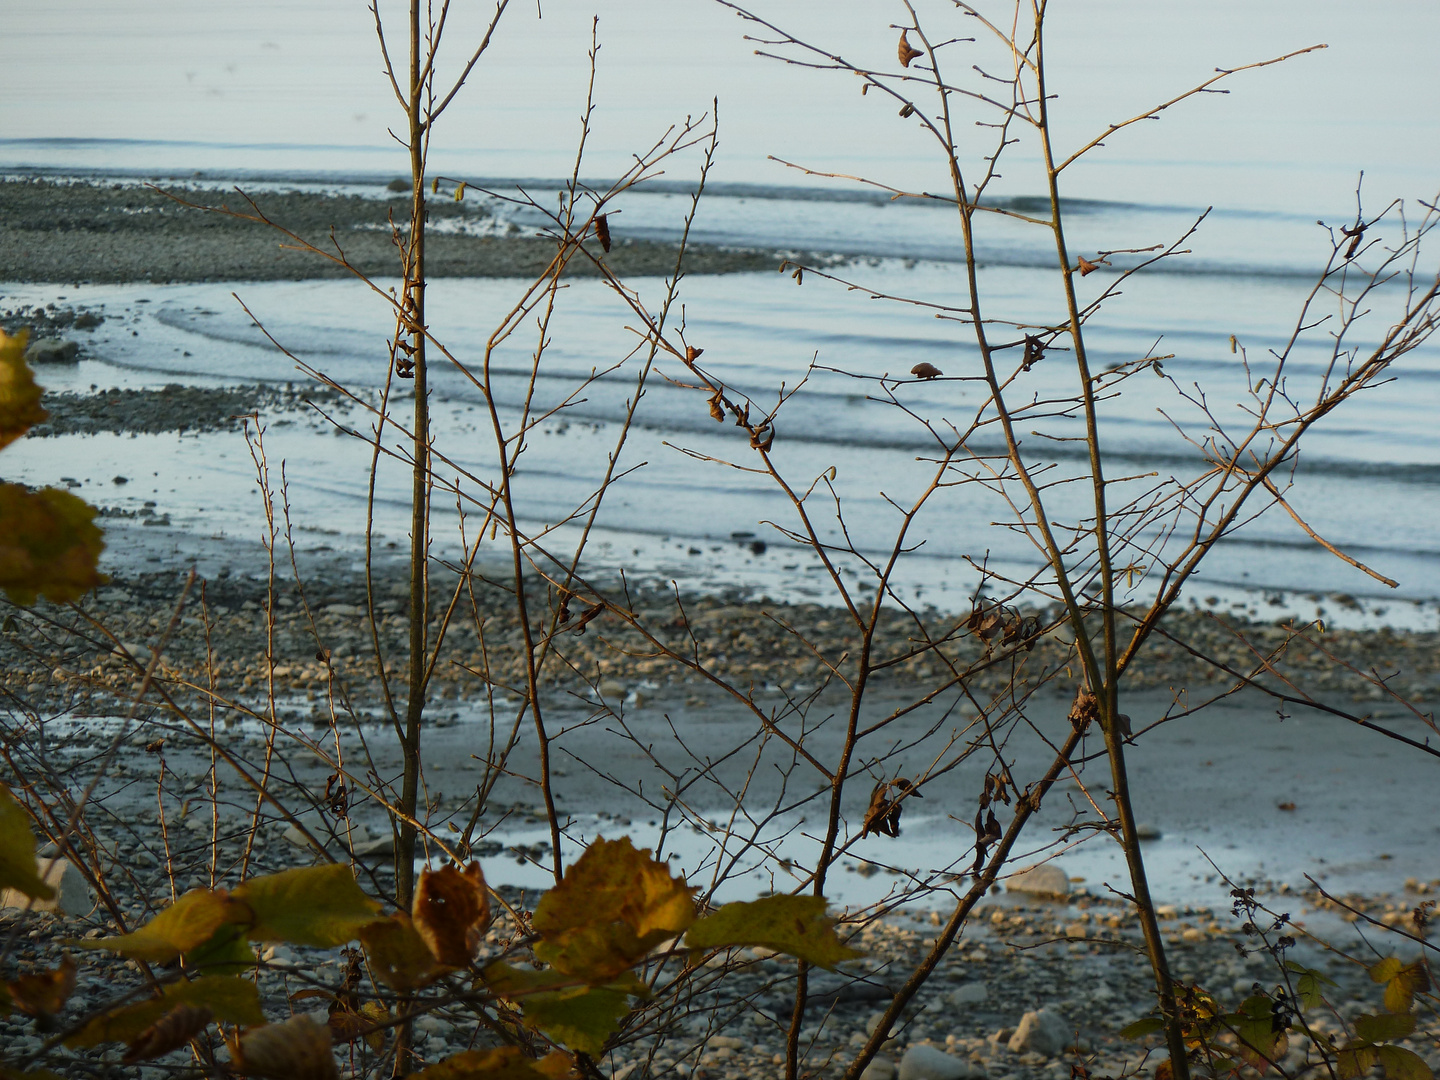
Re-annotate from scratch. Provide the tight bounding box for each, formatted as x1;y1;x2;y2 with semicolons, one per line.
0;177;832;283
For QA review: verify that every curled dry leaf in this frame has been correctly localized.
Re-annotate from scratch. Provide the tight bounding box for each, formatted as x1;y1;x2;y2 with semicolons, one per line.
234;1014;340;1080
910;362;942;380
684;345;703;364
898;29;922;68
6;955;76;1020
122;1004;213;1064
862;779;922;839
708;393;725;422
1067;688;1098;731
1076;255;1099;275
413;862;491;969
750;426;774;453
0;329;47;451
594;214;611;252
359;912;442;990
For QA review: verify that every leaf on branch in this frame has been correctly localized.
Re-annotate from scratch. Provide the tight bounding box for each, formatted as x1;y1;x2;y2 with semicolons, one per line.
910;362;942;380
360;912;443;990
454;182;467;203
1117;1016;1166;1040
328;1000;388;1052
0;329;46;450
233;1014;339;1080
412;861;490;970
898;29;922;68
708;392;725;423
1378;1046;1435;1080
862;778;922;839
68;975;264;1048
0;483;106;605
594;214;611;252
483;962;647;1056
1234;994;1288;1070
1076;256;1099;275
684;894;860;970
232;863;381;948
532;837;696;981
122;1004;213;1064
1339;1046;1381;1080
684;345;703;364
5;956;75;1020
1284;960;1336;1011
1370;957;1431;1014
1354;1012;1417;1045
76;889;249;963
0;784;54;901
407;1046;574;1080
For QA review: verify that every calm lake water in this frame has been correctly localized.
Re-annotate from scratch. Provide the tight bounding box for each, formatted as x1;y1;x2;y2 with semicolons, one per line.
3;1;1439;626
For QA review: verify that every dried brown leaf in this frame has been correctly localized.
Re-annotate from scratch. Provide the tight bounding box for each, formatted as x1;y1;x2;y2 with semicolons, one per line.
122;1004;213;1063
898;30;922;68
413;862;491;969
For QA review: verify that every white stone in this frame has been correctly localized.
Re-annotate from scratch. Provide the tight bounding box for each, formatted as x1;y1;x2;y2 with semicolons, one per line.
1007;1010;1070;1057
898;1044;980;1080
948;981;989;1006
0;856;93;916
861;1057;898;1080
1004;863;1070;899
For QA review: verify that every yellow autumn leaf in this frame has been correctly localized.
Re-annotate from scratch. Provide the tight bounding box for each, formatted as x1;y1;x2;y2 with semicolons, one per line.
531;837;695;981
0;329;47;451
684;894;862;970
74;889;250;964
0;483;106;605
0;784;55;902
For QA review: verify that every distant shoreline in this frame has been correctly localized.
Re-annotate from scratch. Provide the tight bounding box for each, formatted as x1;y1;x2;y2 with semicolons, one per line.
0;177;831;284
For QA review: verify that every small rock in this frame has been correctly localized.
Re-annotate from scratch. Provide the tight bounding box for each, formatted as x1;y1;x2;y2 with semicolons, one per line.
23;337;80;365
323;603;365;617
73;311;103;330
1136;824;1162;840
861;1058;898;1080
1005;863;1070;899
599;679;627;698
1181;927;1206;943
948;982;989;1006
1;857;93;916
899;1043;980;1080
1007;1009;1069;1057
387;178;411;192
112;642;152;664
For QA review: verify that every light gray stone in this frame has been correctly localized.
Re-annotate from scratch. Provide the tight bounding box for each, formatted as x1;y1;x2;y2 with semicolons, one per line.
861;1057;898;1080
899;1044;981;1080
948;981;989;1006
1004;863;1070;899
1;856;93;916
1007;1009;1070;1057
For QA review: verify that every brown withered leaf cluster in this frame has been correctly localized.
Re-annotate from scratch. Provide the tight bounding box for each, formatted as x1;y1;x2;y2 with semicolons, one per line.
862;778;922;839
910;362;943;380
971;772;1011;875
966;599;1040;654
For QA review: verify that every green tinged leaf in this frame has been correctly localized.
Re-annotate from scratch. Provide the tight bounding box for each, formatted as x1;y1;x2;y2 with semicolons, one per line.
1384;960;1430;1014
483;962;647;1056
67;975;264;1047
531;837;695;981
1234;996;1287;1067
684;894;861;970
1379;1046;1436;1080
232;863;380;947
184;923;257;975
1339;1046;1381;1080
0;785;53;902
1118;1017;1166;1040
407;1047;573;1080
75;890;248;963
0;484;106;605
1285;961;1336;1011
1354;1013;1418;1045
